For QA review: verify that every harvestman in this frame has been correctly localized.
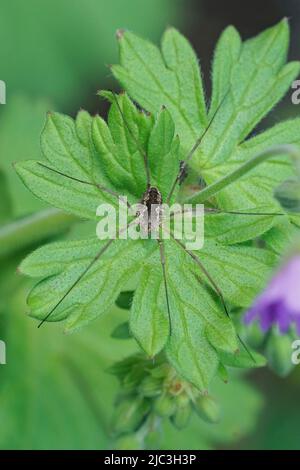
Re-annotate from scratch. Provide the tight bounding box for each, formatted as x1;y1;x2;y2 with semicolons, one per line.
36;91;285;360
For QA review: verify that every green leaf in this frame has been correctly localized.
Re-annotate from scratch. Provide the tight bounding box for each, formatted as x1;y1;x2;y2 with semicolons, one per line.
17;96;240;389
114;20;300;244
197;240;277;307
18;19;298;392
263;219;299;254
165;242;239;391
115;291;135;310
112;27;207;154
111;322;131;339
93;92;152;199
15;96;180;219
15;158;102;220
219;349;267;368
212;119;300;215
130;261;169;357
199;19;299;169
41;112;92;178
94;93;181;201
114;20;298;162
14;110;114;220
209;26;242;117
148;106;181;200
204;210;281;245
19;238;151;332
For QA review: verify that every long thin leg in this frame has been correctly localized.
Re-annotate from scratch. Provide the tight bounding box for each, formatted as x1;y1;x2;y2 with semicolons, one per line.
38;218;138;327
112;92;151;189
38;238;115;327
157;239;172;335
169;232;255;362
204;208;285;217
37;162;132;208
169;207;285;220
166;91;229;204
170;234;229;316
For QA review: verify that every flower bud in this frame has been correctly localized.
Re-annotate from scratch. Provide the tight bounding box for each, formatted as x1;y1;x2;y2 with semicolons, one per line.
217;363;228;383
194;394;220;424
266;329;295;377
112;398;150;435
139;376;161;398
171;403;192;429
154;393;176;417
274;179;300;213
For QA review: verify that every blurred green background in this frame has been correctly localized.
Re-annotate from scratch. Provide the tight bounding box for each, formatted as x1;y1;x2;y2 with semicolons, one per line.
1;0;300;450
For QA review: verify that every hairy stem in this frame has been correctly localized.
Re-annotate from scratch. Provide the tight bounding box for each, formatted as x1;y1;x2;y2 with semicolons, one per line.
186;144;300;204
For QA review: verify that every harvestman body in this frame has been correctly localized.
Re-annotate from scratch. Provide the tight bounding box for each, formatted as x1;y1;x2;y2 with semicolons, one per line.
139;186;163;233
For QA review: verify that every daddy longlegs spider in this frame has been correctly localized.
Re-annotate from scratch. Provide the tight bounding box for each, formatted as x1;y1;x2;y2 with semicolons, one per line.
35;90;286;362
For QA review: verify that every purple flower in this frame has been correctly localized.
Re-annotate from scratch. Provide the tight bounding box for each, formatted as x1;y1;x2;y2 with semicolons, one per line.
244;256;300;335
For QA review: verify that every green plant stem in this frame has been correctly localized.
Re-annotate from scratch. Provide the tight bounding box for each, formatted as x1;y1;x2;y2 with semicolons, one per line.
186;144;300;204
0;208;78;258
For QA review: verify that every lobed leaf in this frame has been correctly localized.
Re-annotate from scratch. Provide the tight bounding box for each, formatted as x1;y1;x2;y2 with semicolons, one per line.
219;349;267;368
112;27;208;155
165;242;238;391
195;240;277;308
113;20;300;243
93;92;151;198
20;238;152;332
16;21;300;391
130;261;169;357
209;26;242;117
15;159;103;220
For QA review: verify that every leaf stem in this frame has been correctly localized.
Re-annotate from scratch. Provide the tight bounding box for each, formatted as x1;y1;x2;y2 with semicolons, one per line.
186;144;300;204
0;208;78;258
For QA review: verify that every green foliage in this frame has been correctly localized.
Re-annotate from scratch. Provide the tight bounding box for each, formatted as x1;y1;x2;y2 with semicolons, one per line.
4;17;300;450
0;2;271;451
112;27;208;151
0;265;135;449
0;261;263;450
111;321;132;339
275;178;300;213
115;291;134;310
109;353;264;449
19;237;150;331
263;219;300;254
15;21;300;394
194;394;221;424
113;20;300;239
265;328;296;377
16;111;110;220
14;92;248;391
161;374;264;450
